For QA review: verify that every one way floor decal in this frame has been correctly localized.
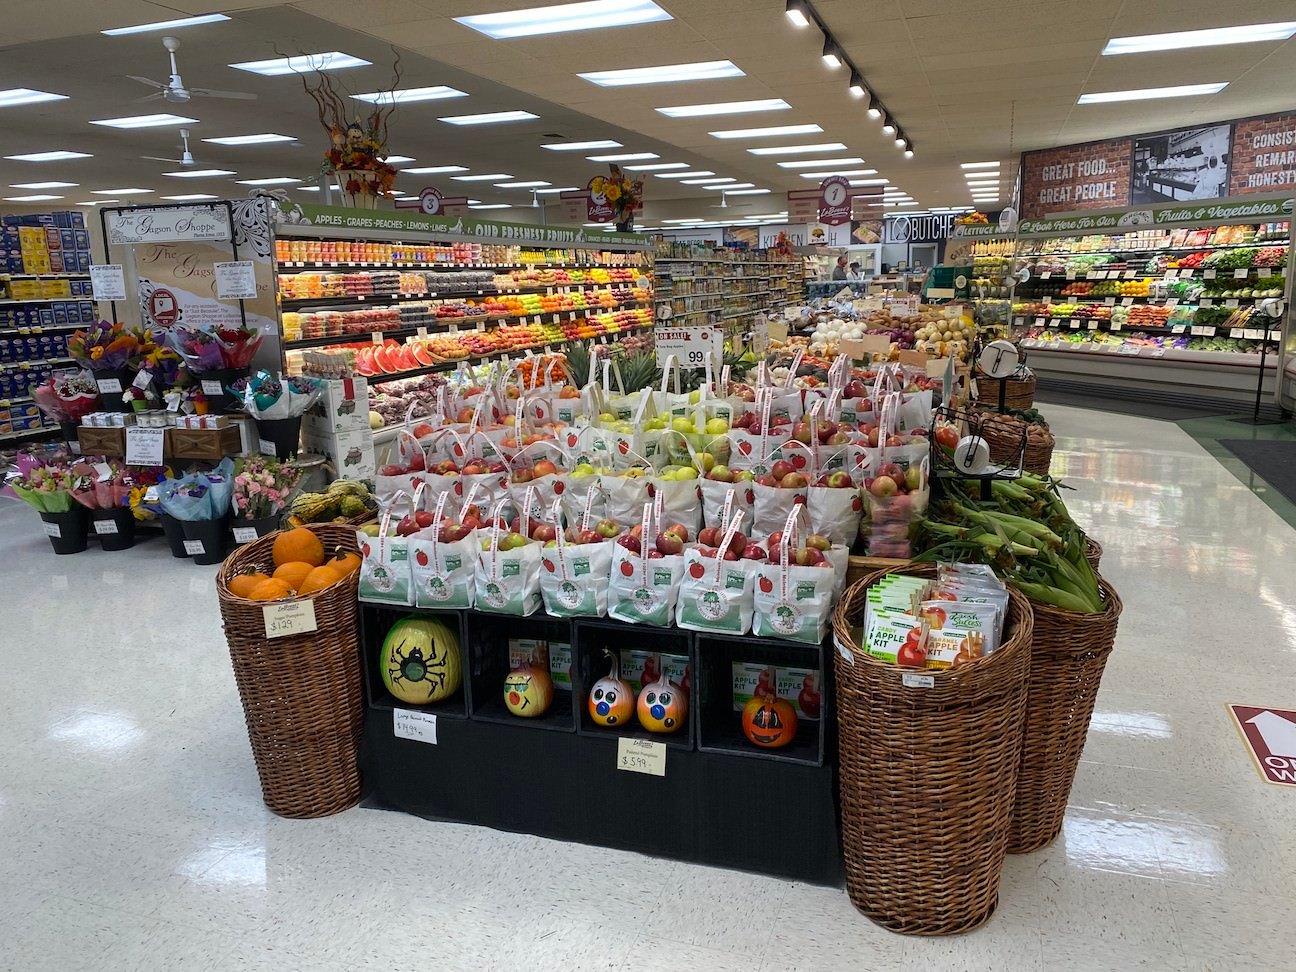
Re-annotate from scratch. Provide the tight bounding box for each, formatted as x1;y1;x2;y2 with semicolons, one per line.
1229;705;1296;787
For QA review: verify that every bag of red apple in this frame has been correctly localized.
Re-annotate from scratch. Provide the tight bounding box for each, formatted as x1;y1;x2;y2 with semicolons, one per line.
729;388;788;477
699;470;755;533
422;430;510;520
504;439;567;522
784;413;864;547
751;432;810;538
374;429;428;512
357;498;414;606
859;454;930;559
474;497;543;617
676;509;760;635
801;353;851;413
408;491;477;610
608;499;686;627
538;499;613;618
752;506;837;645
753;356;805;425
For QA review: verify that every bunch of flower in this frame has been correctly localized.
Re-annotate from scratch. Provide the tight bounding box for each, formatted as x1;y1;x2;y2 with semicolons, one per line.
170;323;264;372
126;465;171;521
68;321;144;371
69;458;133;510
231;455;303;519
591;164;644;224
137;335;183;387
31;372;99;423
10;460;83;513
228;370;321;418
325;122;398;197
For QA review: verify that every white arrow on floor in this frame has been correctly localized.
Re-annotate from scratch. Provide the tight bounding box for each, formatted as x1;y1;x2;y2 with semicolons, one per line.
1246;710;1296;758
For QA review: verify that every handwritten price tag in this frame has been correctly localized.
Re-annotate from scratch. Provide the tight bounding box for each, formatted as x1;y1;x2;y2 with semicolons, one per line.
232;526;259;543
1104;297;1115;306
1234;268;1249;279
201;379;224;397
393;708;438;744
183;539;206;556
1203;269;1217;279
42;521;61;538
97;377;123;395
1121;297;1134;306
1041;270;1052;279
1200;298;1214;307
258;438;275;456
262;600;317;639
93;518;119;535
616;737;667;777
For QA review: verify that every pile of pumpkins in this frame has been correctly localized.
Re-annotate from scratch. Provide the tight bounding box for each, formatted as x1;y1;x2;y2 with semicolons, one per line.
226;527;362;601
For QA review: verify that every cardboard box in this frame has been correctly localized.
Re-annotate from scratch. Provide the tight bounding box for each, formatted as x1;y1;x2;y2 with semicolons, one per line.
304;376;370;433
303;426;375;479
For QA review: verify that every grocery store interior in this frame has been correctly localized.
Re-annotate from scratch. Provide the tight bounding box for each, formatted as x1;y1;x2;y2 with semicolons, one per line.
2;2;1295;970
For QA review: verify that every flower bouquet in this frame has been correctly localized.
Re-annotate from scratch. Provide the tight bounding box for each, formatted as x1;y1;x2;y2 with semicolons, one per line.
32;372;100;446
230;371;322;459
69;321;147;411
158;457;235;563
591;164;644;232
11;460;88;554
230;455;303;542
68;458;137;549
169;324;264;412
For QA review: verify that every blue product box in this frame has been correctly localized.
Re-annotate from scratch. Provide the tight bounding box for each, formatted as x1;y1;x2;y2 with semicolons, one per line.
70;211;84;228
52;304;67;325
0;342;11;363
79;302;95;322
59;230;75;250
37;307;54;326
73;229;90;249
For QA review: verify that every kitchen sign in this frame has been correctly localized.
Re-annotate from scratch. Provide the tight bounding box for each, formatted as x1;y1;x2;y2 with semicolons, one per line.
817;176;852;226
106;206;232;244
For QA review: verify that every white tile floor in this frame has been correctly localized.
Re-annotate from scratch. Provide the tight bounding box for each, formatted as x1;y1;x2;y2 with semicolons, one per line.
2;404;1293;971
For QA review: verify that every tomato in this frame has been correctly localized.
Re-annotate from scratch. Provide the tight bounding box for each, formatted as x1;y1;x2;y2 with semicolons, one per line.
934;426;960;452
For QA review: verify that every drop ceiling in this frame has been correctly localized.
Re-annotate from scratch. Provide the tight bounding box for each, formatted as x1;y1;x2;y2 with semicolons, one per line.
2;0;1295;224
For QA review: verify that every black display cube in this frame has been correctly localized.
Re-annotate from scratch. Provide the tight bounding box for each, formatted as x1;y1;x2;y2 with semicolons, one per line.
465;611;576;732
361;603;469;720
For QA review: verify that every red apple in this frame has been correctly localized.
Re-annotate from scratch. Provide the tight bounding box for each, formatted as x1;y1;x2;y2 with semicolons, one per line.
655;531;684;555
577;529;601;544
767;530;784;551
439;522;471;542
816;420;839;444
727;530;747;555
792;422;813;445
740;543;767;560
770;459;795;481
879;462;905;482
780;472;808;489
870;475;898;498
698;526;722;548
826;470;854;489
531;523;558;543
616;534;641;554
594;518;622;539
665;522;689;543
406;452;426;472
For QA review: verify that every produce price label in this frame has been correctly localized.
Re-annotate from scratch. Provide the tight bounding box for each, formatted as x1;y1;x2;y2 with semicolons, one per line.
1230;328;1246;338
94;518;119;536
1122;297;1134;306
1069;321;1080;330
125;427;166;466
42;521;61;538
1065;270;1076;280
1234;268;1249;279
1104;297;1115;306
1258;268;1274;277
97;377;123;394
1110;322;1122;331
393;708;438;745
232;526;259;543
1087;321;1099;330
258;438;275;456
1034;317;1046;327
654;326;722;369
262;600;317;639
616;737;666;777
901;672;934;689
1041;271;1052;279
1118;345;1141;356
200;379;224;397
1149;348;1166;357
1225;299;1239;308
1042;296;1053;304
183;540;205;556
1124;270;1137;278
1192;325;1216;336
1204;269;1217;279
1243;328;1265;340
1201;298;1214;307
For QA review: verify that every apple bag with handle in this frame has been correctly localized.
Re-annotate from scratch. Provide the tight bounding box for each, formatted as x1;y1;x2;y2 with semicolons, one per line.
473;494;543;617
357;494;414;607
675;503;757;635
407;490;478;609
608;497;686;627
752;505;838;645
538;499;613;618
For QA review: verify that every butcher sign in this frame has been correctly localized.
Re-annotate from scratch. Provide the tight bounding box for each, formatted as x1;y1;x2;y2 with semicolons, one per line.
1228;704;1296;786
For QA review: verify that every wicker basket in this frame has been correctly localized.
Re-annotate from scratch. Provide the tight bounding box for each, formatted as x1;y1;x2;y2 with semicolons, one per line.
1083;536;1102;570
1008;578;1122;854
216;524;364;818
832;565;1033;935
968;415;1055;476
975;374;1035;411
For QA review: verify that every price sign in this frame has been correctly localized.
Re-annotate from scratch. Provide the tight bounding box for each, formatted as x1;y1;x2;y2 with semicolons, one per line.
1200;298;1214;307
1258;267;1274;277
233;526;259;543
901;672;934;689
97;377;123;395
1110;321;1122;331
1041;271;1052;279
1042;296;1053;305
393;708;438;745
1069;320;1080;330
1118;345;1141;356
125;426;166;466
1087;321;1099;330
213;260;258;300
1204;269;1217;279
1048;318;1060;327
1034;317;1046;327
93;518;119;536
1234;268;1249;279
371;331;383;344
262;600;317;639
89;264;127;301
1192;325;1216;337
1065;270;1076;280
1122;297;1134;307
616;737;666;777
200;379;224;397
258;438;275;456
42;521;61;538
1124;270;1137;279
1104;297;1115;306
132;370;153;391
183;539;206;556
1013;317;1025;326
1149;347;1166;357
93;462;113;482
1092;270;1108;280
1171;324;1187;333
1180;268;1194;278
1243;328;1265;340
1230;328;1246;338
654;326;722;369
1225;298;1239;308
1166;298;1179;308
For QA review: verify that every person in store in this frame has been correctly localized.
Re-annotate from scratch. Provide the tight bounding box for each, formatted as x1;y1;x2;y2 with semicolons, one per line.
847;261;863;281
832;256;848;280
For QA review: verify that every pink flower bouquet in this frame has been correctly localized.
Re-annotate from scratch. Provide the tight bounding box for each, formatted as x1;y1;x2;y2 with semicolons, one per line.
231;455;303;519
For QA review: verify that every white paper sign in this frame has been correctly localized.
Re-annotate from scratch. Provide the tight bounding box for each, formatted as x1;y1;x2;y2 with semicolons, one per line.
394;708;438;745
90;264;127;301
106;206;231;244
183;539;206;556
233;526;259;543
42;521;61;538
258;438;275;456
616;737;667;776
93;518;119;536
96;377;123;395
133;370;153;390
262;600;317;639
125;426;166;466
655;326;723;369
901;672;934;688
200;379;224;397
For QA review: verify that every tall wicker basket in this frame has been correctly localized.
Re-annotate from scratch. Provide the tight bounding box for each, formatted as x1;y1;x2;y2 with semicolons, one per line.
975;374;1036;410
216;524;364;818
1083;536;1102;570
1008;578;1122;853
832;565;1033;935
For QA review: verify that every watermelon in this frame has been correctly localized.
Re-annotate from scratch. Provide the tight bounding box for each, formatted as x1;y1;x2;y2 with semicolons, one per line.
397;347;418;371
412;344;434;367
355;347;377;377
380;616;462;705
375;346;396;373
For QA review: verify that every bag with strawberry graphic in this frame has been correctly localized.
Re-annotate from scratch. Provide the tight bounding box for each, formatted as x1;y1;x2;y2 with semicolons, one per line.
357;501;413;606
474;498;542;616
752;506;836;645
408;492;477;609
538;499;613;617
608;499;685;627
675;510;756;635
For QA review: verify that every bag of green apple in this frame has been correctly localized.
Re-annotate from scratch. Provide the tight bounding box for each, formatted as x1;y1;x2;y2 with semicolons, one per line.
649;430;706;536
557;449;608;526
676;506;758;635
474;495;543;616
408;490;477;609
608;498;686;627
538;498;613;617
752;505;837;645
357;493;414;606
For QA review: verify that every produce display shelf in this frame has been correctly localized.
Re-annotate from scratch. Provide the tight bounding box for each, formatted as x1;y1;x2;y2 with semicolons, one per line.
1024;267;1287;278
1013;318;1281;338
287;307;650;349
1022;341;1279;368
1018;242;1287;257
276;260;641;272
656;258;779;265
1020;295;1284;306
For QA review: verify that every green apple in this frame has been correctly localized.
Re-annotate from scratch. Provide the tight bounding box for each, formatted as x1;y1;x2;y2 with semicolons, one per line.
671;416;696;434
688;390;702;404
571;463;597;478
598;412;617;423
736;469;755;481
696;451;715;472
704;417;729;435
673;466;698;480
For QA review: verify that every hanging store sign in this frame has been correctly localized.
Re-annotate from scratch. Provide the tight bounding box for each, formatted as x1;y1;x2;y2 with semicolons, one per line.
106;206;232;244
883;212;958;244
817;176;852;226
1017;193;1295;236
587;178;615;223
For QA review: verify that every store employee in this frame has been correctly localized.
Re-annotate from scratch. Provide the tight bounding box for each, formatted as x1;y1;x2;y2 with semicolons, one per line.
832;256;848;280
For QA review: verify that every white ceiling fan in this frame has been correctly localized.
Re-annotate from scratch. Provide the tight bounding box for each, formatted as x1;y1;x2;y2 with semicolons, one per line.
142;128;199;166
128;36;257;104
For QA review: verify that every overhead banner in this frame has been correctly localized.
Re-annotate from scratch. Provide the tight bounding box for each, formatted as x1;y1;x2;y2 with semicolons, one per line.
106;205;232;244
1016;193;1294;237
1021;109;1296;218
817;176;852;226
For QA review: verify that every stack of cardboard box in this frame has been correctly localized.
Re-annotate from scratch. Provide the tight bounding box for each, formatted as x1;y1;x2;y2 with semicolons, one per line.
302;376;375;479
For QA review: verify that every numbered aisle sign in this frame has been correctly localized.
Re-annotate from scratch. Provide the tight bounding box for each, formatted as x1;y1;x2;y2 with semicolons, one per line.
655;326;723;369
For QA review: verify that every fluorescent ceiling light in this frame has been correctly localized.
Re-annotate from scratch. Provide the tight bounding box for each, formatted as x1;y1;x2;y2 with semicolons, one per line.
5;151;91;161
664;218;705;223
579;60;742;86
203;133;296;145
466;199;482;204
78;200;117;206
3;194;63;201
395;196;419;201
9;182;76;189
850;178;889;186
400;165;468;174
965;180;1000;187
747;142;846;156
163;169;235;178
682;177;736;184
705;183;753;189
469;203;512;209
90;114;196;129
541;140;621;151
439;110;538;125
235;177;301;185
726;189;771;195
777;157;865;169
960;161;1000;170
102;13;228;35
455;0;671;39
657;99;790;118
709;123;822;139
587;152;659;161
624;162;688;171
1104;22;1296;55
0;88;69;107
162;194;219;201
92;188;152;195
230;52;370;76
352;86;468;104
297;186;321;191
452;173;514;181
495;180;551;188
849;71;866;98
1078;83;1227;104
798;169;873;178
656;170;715;178
964;171;999;179
534;186;580;193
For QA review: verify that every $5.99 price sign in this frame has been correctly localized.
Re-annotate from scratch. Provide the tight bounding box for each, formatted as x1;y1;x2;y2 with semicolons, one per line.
655;326;722;369
616;737;667;776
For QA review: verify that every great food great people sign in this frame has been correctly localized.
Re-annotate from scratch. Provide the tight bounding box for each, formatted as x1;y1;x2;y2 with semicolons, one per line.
107;206;232;244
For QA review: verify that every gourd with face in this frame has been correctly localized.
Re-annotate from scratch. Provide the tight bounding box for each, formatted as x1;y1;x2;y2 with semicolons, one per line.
741;688;798;749
588;650;635;728
504;659;554;718
636;661;688;734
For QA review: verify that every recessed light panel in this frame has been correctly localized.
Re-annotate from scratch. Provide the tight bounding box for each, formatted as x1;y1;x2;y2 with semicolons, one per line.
495;180;551;188
381;155;415;164
452;173;514;181
0;88;68;107
351;86;468;104
705;183;753;189
5;151;91;161
400;165;468;174
657;99;790;118
8;182;76;189
92;188;153;195
90;114;197;129
797;169;872;178
235;177;301;186
587;153;659;162
725;188;771;195
776;157;865;169
578;60;743;86
455;0;672;39
534;187;581;193
747;142;847;156
469;203;512;209
229;53;370;76
623;162;688;171
1078;83;1227;104
540;140;621;151
438;110;538;125
709;124;823;139
656;170;715;179
3;194;63;201
203;134;296;145
102;13;229;35
162;194;220;201
681;177;736;185
960;161;1000;170
1104;22;1296;55
163;169;235;178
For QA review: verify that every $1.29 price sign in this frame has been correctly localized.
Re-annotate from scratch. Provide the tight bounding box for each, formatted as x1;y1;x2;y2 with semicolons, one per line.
655;326;722;369
616;737;667;776
262;600;317;639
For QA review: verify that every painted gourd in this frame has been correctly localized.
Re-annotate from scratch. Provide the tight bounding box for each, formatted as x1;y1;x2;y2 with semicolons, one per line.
588;650;635;728
504;661;554;718
741;692;798;748
380;616;462;705
636;663;687;734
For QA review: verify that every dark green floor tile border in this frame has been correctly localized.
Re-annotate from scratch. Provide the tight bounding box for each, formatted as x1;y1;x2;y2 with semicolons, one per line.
1178;414;1296;528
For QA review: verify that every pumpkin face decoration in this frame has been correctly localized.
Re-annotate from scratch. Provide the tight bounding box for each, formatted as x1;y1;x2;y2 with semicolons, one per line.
504;661;554;718
636;665;687;734
741;692;798;749
588;650;635;728
380;617;462;705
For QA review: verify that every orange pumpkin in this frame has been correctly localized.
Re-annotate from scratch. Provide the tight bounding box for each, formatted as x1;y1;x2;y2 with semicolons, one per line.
636;665;687;734
272;561;315;592
297;565;343;594
227;572;270;599
588;650;634;728
272;527;324;568
247;578;296;601
741;691;798;749
328;550;362;578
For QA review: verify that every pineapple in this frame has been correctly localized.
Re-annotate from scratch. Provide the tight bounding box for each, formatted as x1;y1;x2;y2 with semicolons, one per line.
564;340;592;388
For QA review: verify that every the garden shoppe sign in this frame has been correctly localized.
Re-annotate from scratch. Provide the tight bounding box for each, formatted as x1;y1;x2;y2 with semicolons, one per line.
285;203;650;249
107;206;232;244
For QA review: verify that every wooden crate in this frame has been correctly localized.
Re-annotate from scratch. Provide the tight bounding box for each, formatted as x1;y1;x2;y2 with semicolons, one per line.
167;425;243;461
77;427;126;457
845;554;912;591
